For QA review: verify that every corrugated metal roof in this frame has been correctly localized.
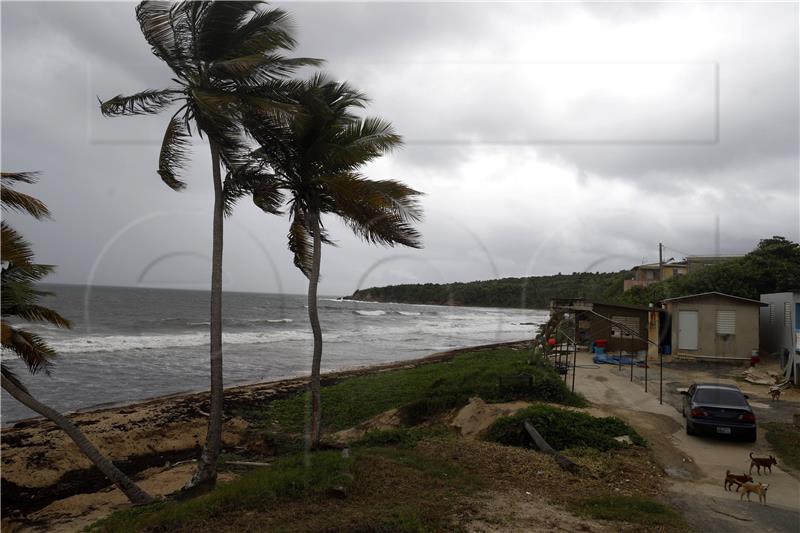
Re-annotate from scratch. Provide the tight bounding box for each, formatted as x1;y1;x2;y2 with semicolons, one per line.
662;291;766;306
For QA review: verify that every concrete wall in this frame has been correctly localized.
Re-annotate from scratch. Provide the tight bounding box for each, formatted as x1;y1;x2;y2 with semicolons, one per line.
667;295;760;359
586;304;649;353
760;292;799;354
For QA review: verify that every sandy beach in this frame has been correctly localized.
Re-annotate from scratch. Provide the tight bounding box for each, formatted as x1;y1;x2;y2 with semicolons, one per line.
1;339;529;525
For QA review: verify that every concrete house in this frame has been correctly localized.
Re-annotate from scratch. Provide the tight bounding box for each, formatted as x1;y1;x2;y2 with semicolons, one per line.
663;292;764;360
759;292;800;384
623;261;687;292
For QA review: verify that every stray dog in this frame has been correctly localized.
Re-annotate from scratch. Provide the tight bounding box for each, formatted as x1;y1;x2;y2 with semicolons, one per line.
769;387;781;401
739;481;769;504
749;453;777;475
724;470;753;491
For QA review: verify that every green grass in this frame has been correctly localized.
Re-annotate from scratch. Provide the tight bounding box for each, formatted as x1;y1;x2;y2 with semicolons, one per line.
236;347;585;441
87;451;352;533
485;404;646;451
569;495;682;527
353;426;452;449
763;422;800;470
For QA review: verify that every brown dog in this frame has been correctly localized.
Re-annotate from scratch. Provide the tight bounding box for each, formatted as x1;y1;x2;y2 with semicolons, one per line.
739;481;769;504
749;453;777;475
769;388;781;401
724;470;753;491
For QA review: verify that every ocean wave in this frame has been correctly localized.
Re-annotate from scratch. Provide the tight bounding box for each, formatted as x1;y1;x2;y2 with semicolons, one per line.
396;311;421;316
354;310;386;316
49;329;312;354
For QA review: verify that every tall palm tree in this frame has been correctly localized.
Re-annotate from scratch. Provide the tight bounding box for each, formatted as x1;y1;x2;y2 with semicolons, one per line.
239;75;423;448
1;172;154;505
100;0;319;489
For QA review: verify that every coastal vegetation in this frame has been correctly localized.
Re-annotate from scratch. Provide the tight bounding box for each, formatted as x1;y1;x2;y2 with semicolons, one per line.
100;1;319;489
86;344;676;532
241;74;422;448
349;270;630;309
349;236;800;309
763;422;800;471
0;172;153;504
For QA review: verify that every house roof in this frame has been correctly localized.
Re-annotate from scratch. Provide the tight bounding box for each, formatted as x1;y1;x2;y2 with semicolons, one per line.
662;292;766;306
632;261;687;270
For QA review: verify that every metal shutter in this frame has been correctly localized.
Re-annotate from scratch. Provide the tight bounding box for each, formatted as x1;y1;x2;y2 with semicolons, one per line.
785;302;792;327
611;316;640;338
716;310;736;335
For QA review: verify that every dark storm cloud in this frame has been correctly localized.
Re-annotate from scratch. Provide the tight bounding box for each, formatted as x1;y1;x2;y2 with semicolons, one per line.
2;1;797;296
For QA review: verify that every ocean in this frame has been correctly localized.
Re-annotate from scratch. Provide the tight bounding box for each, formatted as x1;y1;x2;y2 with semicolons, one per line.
1;284;548;424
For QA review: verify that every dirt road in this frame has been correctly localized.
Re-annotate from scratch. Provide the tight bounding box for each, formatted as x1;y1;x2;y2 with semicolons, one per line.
570;351;799;532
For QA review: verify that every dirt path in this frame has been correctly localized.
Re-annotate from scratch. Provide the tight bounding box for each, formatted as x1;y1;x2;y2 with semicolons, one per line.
570;351;800;532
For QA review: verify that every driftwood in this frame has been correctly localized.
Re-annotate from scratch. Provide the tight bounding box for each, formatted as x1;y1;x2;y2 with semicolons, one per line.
523;419;581;474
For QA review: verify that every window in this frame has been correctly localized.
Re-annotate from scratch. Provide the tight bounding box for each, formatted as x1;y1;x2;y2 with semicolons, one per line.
716;310;736;335
611;316;640;338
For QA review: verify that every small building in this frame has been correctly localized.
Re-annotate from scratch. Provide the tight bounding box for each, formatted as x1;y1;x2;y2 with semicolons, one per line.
550;299;653;354
663;292;764;360
759;292;800;384
623;261;687;292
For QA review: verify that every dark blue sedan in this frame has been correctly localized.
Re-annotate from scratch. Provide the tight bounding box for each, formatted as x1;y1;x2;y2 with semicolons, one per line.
681;383;757;442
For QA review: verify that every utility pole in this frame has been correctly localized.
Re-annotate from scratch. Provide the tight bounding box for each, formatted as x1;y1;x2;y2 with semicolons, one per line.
658;242;663;281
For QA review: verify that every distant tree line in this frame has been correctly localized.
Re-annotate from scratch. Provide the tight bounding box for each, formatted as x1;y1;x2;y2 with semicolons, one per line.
348;271;631;309
349;236;800;309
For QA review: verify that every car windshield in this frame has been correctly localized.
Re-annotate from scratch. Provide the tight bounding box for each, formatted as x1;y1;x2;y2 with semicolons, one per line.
694;388;748;407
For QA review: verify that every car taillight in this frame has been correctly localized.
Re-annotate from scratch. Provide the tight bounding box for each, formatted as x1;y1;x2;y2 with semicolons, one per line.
690;408;708;418
739;412;756;423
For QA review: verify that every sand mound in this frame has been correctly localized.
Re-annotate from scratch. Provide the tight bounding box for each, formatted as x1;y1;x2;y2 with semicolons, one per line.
450;398;531;438
331;408;403;443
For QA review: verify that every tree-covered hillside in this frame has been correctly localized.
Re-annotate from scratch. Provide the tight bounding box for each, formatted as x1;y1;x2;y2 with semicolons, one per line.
620;236;800;306
348;237;800;309
348;271;631;309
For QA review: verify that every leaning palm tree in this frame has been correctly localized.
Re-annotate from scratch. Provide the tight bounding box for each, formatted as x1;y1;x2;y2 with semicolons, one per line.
239;75;423;448
100;0;319;489
1;172;154;505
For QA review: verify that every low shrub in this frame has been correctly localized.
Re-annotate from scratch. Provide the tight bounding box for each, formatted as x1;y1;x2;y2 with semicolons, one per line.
353;426;450;448
485;404;645;451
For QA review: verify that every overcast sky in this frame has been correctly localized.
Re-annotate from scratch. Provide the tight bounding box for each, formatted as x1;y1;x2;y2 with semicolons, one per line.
2;1;798;296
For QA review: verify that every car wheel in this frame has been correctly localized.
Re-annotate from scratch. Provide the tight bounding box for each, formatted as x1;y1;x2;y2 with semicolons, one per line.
686;423;695;436
746;430;757;443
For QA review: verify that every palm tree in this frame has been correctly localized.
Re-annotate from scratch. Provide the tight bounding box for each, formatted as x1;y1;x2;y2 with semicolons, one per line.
240;75;423;448
1;172;154;505
100;0;319;489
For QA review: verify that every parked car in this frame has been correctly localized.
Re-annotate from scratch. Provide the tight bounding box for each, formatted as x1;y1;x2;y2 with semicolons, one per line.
681;383;757;442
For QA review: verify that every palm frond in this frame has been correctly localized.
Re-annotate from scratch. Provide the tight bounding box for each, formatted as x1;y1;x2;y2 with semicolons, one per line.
1;172;51;219
224;6;298;60
135;1;192;77
13;304;71;329
100;88;182;117
1;222;36;266
158;113;191;190
1;321;55;375
327;117;402;171
287;211;313;277
211;55;322;86
197;0;262;61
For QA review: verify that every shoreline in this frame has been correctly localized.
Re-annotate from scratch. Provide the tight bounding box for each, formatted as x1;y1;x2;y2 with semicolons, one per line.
1;339;532;514
3;338;533;429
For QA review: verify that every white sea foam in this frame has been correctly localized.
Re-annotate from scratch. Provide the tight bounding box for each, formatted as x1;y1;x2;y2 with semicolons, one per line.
397;311;421;316
49;329;312;354
354;310;386;316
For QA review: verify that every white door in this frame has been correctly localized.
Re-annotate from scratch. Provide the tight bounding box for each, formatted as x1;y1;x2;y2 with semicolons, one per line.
678;310;699;350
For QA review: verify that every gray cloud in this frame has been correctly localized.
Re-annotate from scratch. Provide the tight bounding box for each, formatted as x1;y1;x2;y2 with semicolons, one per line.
2;1;797;297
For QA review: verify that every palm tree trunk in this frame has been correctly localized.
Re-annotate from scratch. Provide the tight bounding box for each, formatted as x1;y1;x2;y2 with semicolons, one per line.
187;139;225;490
1;374;154;505
307;211;324;449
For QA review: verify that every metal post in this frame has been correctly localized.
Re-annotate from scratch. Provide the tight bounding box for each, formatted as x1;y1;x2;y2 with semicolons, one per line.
572;314;578;393
630;332;634;382
659;349;663;404
618;333;622;372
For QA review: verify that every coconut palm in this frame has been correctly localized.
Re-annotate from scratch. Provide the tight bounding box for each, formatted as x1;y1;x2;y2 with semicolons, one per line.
1;172;154;505
239;75;423;448
100;0;319;489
